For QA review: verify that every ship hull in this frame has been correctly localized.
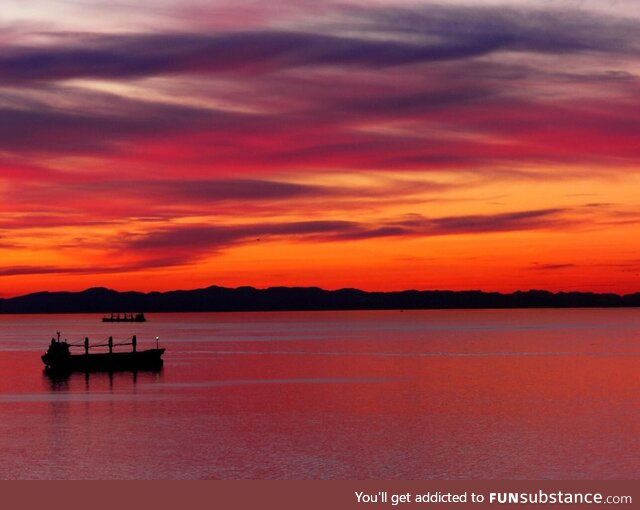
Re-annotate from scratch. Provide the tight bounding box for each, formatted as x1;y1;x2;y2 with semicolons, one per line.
42;348;164;373
101;319;146;322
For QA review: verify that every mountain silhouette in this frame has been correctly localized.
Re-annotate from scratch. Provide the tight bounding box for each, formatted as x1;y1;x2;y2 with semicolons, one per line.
1;285;639;313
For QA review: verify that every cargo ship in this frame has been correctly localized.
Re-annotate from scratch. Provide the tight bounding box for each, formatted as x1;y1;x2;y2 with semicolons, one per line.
42;332;164;373
102;312;146;322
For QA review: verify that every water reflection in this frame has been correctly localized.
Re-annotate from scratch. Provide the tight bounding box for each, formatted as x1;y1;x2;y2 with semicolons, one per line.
43;368;164;393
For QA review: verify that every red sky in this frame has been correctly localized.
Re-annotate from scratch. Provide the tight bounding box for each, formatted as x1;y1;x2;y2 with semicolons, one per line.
1;0;640;297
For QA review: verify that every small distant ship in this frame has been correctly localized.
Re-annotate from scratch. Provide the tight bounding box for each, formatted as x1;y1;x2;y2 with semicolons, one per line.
42;332;164;373
102;312;146;323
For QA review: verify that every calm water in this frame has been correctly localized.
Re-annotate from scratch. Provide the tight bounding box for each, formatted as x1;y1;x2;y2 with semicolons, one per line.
0;309;638;479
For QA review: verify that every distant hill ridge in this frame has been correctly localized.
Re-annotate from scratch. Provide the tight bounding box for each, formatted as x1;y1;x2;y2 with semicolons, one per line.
1;285;640;313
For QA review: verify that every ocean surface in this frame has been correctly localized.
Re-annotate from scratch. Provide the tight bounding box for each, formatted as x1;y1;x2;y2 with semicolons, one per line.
0;309;638;479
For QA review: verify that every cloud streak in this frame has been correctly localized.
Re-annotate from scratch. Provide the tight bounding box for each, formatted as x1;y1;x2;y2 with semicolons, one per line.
1;5;639;84
117;208;572;268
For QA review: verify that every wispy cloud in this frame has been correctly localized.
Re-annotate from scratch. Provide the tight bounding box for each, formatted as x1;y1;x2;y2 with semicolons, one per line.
116;207;573;268
1;6;638;84
530;263;578;271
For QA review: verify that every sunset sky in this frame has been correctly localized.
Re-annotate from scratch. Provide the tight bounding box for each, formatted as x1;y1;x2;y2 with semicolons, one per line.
2;0;640;297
